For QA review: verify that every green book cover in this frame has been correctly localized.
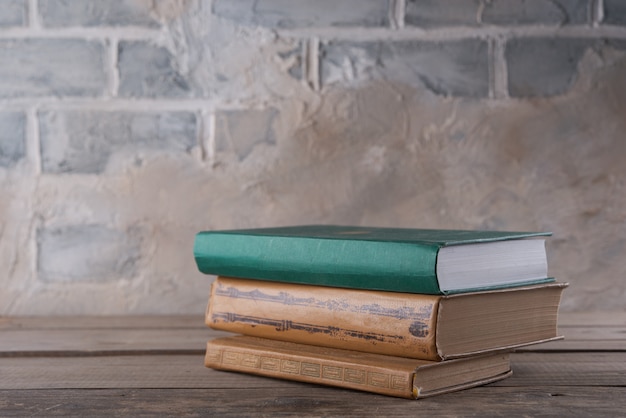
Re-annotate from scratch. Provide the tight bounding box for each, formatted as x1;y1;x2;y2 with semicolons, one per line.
193;225;553;294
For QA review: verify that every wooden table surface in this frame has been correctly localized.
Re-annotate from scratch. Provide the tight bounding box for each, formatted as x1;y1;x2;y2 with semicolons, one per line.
1;312;625;417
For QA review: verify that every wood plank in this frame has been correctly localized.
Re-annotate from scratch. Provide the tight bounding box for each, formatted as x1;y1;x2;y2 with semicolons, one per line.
557;311;626;327
0;313;622;417
0;387;624;417
0;355;218;390
0;315;205;330
2;326;623;356
2;326;624;356
504;352;626;386
517;339;626;352
2;311;623;330
0;354;349;391
0;329;233;356
2;352;624;390
558;325;626;340
519;324;626;351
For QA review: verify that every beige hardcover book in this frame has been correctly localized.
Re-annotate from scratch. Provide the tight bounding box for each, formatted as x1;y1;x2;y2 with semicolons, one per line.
205;336;512;399
207;277;566;360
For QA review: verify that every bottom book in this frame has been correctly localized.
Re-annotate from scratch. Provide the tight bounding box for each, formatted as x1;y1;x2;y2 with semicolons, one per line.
205;336;512;399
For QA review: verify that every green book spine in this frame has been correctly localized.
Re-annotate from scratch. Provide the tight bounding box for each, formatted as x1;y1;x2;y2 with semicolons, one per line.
193;225;551;295
195;232;441;294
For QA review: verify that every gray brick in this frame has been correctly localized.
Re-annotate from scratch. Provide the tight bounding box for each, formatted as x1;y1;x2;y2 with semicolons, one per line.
321;40;489;98
118;41;191;98
213;0;390;28
39;0;160;27
405;0;481;27
482;0;591;25
507;38;590;97
604;0;626;26
39;111;197;174
0;39;107;98
0;0;26;27
0;112;26;168
405;0;591;27
215;108;278;160
37;224;141;282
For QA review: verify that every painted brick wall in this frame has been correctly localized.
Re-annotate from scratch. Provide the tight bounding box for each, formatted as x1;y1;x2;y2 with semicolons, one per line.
1;0;625;314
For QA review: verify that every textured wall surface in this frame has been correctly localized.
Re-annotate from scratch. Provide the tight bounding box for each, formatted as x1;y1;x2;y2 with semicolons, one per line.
0;0;624;314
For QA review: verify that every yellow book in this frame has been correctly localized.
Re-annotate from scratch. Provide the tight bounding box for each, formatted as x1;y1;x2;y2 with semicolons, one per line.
207;277;566;360
205;336;512;399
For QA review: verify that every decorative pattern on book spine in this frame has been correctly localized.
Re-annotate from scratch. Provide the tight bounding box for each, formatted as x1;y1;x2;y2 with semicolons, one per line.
206;347;411;394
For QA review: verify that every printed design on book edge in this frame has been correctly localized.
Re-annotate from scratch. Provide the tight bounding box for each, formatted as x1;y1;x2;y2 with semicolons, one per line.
215;348;408;393
215;284;433;338
211;312;404;343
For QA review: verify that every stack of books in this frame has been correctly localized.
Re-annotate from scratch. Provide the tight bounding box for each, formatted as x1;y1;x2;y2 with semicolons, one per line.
193;225;566;399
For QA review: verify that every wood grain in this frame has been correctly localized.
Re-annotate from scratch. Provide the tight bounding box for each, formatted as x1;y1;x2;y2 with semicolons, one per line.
2;313;624;356
0;315;206;330
2;352;624;390
1;312;624;416
0;328;229;356
0;387;624;417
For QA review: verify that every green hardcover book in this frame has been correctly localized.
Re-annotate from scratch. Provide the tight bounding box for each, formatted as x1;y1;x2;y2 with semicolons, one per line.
194;225;552;294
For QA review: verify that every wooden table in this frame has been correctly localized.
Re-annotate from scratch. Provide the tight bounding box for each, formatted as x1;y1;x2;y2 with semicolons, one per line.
1;312;625;417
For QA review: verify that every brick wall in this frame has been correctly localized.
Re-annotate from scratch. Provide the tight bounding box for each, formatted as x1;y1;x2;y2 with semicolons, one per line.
1;0;625;314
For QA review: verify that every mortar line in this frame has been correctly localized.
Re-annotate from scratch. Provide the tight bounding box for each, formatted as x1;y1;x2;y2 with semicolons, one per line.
490;36;508;100
4;24;621;42
391;0;405;30
108;36;120;98
3;21;623;42
276;25;626;42
196;110;205;161
488;38;496;100
201;110;216;165
306;38;320;91
593;0;604;27
27;0;40;29
26;106;41;176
